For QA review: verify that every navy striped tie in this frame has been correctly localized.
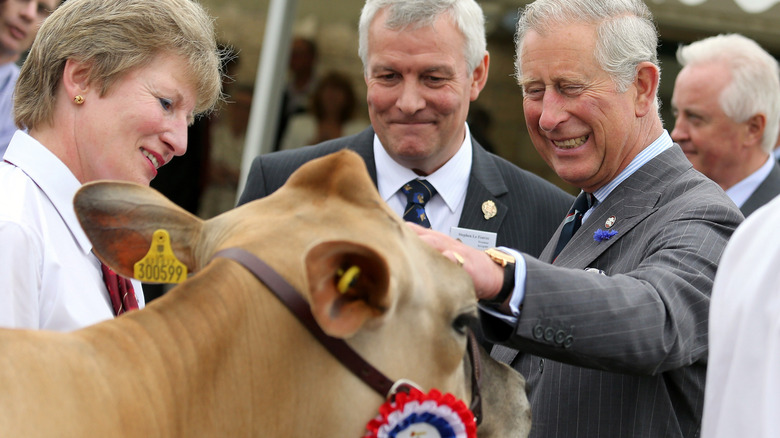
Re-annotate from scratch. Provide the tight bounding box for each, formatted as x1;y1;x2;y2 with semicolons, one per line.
401;179;437;228
553;191;593;258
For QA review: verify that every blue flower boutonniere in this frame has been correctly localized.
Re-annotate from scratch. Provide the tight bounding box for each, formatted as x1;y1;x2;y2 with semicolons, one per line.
594;229;618;242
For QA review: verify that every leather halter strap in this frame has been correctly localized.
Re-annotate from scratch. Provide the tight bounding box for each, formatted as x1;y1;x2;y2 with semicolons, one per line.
212;247;483;424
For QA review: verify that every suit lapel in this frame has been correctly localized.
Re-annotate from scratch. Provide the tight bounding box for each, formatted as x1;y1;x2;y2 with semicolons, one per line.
541;146;688;268
363;131;508;233
347;126;379;186
551;191;658;268
540;190;659;266
458;140;509;233
363;130;509;233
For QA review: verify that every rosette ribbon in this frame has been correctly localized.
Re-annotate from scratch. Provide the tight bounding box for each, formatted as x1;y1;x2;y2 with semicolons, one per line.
363;387;477;438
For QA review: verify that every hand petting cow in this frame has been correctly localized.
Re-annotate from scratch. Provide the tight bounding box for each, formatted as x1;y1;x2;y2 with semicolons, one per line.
0;150;530;437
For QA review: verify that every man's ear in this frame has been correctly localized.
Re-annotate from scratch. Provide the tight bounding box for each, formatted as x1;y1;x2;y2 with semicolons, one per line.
634;61;660;118
470;52;490;101
743;113;767;149
61;58;93;98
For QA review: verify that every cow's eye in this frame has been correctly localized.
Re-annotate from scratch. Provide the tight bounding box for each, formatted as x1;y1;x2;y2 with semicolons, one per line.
453;312;478;336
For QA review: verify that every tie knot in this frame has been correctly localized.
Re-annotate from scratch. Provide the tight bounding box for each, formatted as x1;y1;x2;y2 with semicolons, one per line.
572;191;594;215
401;179;437;206
553;191;594;259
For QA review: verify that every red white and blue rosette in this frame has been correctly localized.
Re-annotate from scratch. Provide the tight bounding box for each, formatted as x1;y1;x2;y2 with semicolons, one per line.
363;387;477;438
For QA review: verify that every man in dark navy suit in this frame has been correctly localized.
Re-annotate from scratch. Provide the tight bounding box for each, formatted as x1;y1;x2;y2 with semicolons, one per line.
239;0;573;260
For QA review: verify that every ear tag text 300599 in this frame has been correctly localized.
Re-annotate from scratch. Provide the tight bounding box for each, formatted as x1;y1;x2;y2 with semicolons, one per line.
134;229;187;283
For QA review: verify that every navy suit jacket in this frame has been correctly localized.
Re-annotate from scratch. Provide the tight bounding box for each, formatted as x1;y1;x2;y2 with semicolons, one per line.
238;126;573;257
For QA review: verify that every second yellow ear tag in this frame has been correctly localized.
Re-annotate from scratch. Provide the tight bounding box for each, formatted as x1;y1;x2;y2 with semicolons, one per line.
133;229;187;284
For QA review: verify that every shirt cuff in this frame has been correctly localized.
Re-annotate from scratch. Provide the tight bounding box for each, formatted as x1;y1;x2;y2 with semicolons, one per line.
478;246;526;321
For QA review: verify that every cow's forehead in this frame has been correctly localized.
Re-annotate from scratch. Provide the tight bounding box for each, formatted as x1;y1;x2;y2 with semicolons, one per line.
212;152;476;309
217;186;409;285
216;151;405;254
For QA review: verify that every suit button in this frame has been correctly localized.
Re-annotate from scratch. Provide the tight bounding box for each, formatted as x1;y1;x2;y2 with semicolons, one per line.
539;359;544;373
533;324;544;340
554;330;566;345
544;327;554;342
563;335;574;348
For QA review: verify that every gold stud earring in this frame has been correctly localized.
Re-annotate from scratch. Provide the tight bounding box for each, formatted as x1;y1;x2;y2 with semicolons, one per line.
73;95;84;105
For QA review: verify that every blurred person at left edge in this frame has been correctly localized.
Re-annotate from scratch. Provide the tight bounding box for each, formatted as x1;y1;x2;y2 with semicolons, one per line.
0;0;62;156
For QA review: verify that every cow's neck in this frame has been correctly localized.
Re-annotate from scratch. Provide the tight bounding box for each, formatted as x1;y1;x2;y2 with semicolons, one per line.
77;257;384;436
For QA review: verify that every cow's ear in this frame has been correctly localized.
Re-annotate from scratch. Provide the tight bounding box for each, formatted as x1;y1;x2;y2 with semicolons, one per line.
74;181;203;278
305;241;391;338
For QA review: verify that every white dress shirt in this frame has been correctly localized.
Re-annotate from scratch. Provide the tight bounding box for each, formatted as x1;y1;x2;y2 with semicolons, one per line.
701;193;780;438
375;123;473;235
0;131;144;331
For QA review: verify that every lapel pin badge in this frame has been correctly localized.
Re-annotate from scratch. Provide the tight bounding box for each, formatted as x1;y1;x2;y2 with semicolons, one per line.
605;216;616;228
482;200;497;220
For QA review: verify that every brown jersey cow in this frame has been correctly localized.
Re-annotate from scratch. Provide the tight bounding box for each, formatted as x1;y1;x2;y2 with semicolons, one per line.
0;150;530;437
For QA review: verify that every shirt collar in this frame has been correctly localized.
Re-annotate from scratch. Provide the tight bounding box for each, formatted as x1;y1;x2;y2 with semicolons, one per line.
3;131;93;255
375;123;473;214
591;130;673;205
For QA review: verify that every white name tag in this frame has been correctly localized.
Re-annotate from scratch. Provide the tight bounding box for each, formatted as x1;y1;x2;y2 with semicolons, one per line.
450;227;497;250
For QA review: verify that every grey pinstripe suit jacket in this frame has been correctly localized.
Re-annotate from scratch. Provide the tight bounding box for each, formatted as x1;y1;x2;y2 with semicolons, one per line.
740;159;780;217
485;145;744;438
238;126;573;256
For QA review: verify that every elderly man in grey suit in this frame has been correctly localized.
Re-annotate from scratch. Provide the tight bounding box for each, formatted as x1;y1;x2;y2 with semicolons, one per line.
238;0;573;260
671;33;780;217
412;0;744;437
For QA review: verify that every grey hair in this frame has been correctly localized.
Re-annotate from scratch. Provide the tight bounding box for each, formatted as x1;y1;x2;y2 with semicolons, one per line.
514;0;660;106
358;0;486;74
677;34;780;154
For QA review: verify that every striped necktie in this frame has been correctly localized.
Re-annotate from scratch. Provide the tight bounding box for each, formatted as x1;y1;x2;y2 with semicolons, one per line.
553;191;593;258
101;263;139;316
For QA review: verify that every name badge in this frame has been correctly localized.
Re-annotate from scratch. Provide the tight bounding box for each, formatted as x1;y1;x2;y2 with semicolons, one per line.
450;227;497;250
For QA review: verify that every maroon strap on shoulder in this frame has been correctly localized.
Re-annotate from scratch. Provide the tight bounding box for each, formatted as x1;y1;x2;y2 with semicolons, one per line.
212;247;395;397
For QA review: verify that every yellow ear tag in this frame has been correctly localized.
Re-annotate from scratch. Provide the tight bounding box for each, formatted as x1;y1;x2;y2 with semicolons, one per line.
336;265;361;294
133;229;187;284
